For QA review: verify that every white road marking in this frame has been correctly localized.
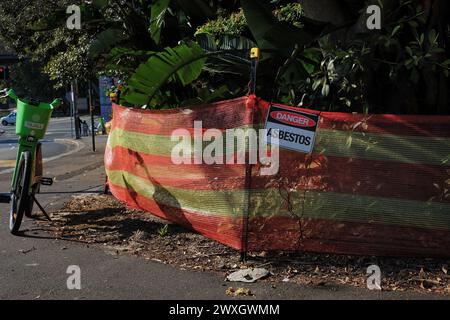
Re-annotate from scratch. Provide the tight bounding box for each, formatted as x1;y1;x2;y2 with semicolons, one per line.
0;139;85;175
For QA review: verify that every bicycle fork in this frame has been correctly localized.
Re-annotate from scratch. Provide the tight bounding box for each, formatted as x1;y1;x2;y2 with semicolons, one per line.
0;193;9;203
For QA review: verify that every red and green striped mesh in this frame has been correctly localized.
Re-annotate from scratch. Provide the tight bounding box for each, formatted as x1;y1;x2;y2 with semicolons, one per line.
105;95;450;257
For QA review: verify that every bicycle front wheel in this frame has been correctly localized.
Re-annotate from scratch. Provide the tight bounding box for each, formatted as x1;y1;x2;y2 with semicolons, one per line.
9;151;32;234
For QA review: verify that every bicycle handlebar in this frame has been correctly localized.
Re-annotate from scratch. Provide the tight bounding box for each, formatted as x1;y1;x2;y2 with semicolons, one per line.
0;88;60;107
50;99;61;108
0;88;19;100
0;88;9;99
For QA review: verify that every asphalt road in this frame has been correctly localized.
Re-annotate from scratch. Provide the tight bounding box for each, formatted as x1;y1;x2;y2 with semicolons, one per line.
0;116;90;172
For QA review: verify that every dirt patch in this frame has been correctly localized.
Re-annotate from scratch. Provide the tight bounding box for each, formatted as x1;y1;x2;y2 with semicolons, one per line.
38;195;450;295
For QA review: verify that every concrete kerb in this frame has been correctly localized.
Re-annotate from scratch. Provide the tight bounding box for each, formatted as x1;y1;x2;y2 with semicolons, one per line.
0;138;85;176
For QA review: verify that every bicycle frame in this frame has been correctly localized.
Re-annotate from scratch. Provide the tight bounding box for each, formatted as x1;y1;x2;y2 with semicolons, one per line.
1;88;60;233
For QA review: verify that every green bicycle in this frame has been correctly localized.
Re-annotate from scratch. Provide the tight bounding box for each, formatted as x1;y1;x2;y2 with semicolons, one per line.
0;89;60;234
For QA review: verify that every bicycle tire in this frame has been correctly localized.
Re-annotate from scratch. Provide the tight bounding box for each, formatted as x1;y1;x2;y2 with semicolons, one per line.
9;151;32;234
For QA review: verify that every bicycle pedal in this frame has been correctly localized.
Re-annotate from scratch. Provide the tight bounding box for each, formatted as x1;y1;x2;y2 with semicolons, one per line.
0;193;11;204
40;177;54;186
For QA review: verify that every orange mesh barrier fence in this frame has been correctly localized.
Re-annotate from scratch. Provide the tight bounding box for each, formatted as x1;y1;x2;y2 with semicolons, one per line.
105;95;450;257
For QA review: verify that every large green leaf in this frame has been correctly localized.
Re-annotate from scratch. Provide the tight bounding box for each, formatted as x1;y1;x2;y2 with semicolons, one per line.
240;0;278;50
217;35;256;51
195;33;253;76
150;0;171;44
196;33;256;52
88;28;128;59
176;0;216;19
241;0;316;56
195;33;218;51
121;89;149;106
123;42;207;106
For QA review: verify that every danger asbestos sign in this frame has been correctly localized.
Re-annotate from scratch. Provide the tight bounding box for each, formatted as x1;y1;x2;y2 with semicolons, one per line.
264;104;319;153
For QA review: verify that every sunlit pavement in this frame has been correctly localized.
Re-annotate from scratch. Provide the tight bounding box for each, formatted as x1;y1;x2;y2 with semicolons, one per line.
0;116;94;171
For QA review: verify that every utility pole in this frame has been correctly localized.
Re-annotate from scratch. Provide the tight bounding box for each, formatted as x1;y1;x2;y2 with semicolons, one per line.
71;80;80;140
70;83;74;139
88;80;96;152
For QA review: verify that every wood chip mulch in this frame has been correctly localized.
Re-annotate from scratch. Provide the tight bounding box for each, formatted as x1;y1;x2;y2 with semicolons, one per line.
37;194;450;295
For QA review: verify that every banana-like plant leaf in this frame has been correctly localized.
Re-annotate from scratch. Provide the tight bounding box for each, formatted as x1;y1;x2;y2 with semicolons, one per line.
123;42;207;106
241;0;315;56
88;28;128;59
217;35;256;51
241;0;278;50
195;33;252;76
300;16;332;36
122;89;149;106
176;0;216;19
195;33;218;51
196;33;255;53
150;0;171;44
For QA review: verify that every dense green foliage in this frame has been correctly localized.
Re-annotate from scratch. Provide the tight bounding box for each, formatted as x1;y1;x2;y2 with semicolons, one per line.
0;0;91;100
0;0;449;113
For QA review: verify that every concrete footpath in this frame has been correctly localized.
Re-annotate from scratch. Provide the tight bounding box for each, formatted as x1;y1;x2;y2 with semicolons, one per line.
0;136;447;300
